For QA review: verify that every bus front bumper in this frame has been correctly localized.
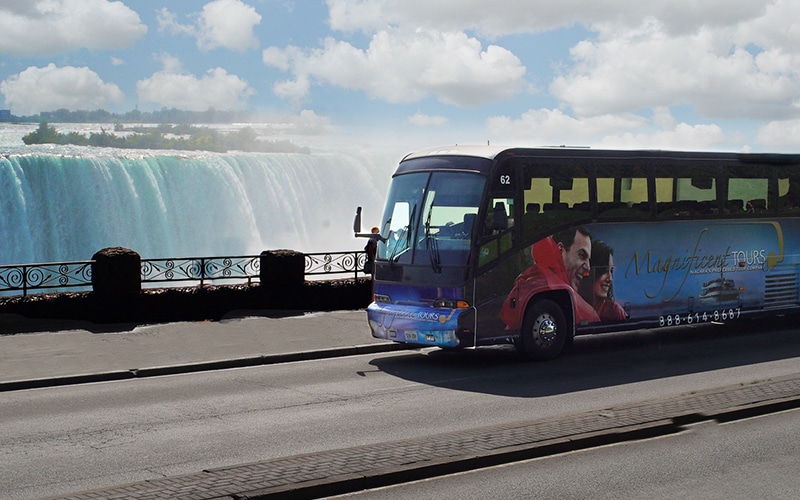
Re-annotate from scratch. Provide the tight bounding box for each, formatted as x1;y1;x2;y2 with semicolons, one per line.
367;302;472;348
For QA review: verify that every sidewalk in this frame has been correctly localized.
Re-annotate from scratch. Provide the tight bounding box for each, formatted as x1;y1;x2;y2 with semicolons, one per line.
0;309;405;392
3;310;800;500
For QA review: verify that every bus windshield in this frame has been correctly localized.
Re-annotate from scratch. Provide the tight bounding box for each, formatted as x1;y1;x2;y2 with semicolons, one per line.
377;171;485;268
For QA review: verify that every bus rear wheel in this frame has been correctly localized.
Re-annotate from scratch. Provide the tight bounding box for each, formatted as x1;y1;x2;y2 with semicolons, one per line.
518;299;568;361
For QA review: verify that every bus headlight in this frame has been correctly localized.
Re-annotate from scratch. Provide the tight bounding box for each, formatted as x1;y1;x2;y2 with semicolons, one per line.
433;298;470;309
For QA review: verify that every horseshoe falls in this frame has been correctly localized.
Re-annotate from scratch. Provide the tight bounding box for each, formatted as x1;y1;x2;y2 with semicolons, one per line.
0;146;387;265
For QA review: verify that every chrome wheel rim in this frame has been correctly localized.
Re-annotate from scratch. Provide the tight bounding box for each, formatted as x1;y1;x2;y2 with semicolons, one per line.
533;313;557;346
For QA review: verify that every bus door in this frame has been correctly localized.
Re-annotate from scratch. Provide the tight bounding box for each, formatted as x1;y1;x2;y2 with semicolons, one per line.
474;159;522;341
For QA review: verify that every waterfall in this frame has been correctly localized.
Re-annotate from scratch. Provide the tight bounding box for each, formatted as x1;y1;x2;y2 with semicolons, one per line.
0;145;388;265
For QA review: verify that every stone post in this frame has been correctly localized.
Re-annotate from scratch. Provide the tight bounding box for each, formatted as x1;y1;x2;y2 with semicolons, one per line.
92;247;141;295
90;247;141;323
260;250;305;306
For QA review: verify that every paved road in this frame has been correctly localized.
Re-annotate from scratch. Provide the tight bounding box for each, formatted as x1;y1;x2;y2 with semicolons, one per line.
327;409;800;499
1;310;799;499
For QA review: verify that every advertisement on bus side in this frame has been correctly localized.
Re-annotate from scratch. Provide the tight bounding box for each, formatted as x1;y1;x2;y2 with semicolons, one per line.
501;218;796;330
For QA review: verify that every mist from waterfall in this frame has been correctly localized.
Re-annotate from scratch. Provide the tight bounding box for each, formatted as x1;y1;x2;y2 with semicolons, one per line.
0;143;391;265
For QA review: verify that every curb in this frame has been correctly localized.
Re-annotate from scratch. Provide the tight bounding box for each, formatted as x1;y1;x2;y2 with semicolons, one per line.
0;342;417;392
39;374;800;500
220;395;800;500
238;419;683;500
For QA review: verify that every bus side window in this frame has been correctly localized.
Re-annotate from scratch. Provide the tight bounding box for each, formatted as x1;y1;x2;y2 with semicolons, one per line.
596;164;649;219
522;176;551;242
479;160;518;267
478;197;516;266
778;169;800;211
656;165;718;219
521;164;590;241
727;165;770;216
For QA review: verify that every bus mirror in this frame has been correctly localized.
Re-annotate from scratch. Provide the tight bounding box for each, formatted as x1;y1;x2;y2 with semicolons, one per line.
353;206;362;235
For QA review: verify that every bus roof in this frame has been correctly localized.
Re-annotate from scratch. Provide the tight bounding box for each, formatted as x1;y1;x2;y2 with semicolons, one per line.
402;145;509;161
401;145;800;165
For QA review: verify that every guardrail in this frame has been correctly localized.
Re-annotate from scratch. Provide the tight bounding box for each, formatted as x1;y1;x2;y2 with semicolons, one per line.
0;251;368;296
0;261;94;296
141;255;262;287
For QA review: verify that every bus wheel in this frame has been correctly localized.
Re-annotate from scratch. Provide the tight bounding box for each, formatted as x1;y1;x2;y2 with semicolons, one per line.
518;299;567;361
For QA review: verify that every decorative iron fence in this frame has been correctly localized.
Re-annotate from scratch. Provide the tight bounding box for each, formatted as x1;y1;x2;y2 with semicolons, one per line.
0;261;93;296
0;251;368;296
141;255;261;286
305;251;367;278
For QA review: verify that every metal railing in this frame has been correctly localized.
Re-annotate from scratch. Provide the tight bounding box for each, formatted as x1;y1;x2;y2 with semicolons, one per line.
304;251;367;278
141;255;262;286
0;251;368;296
0;261;94;296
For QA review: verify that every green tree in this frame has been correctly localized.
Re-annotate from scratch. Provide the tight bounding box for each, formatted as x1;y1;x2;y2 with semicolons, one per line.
21;120;60;144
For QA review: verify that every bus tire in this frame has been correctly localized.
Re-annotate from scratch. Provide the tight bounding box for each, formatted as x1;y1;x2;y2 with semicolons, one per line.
518;299;568;361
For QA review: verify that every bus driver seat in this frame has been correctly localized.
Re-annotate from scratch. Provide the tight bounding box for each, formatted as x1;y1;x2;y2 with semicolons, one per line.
462;213;477;235
492;202;508;231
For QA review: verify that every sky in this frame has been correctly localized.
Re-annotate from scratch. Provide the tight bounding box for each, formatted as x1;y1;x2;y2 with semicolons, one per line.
1;0;800;154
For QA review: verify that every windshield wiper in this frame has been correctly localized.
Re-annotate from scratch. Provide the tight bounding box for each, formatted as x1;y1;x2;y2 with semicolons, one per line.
425;208;442;273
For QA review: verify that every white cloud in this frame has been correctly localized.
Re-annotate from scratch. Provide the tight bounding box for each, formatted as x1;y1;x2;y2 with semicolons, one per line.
0;0;146;57
406;113;448;127
288;109;335;135
325;0;767;37
197;0;261;51
154;53;184;74
273;75;310;102
324;1;800;126
550;14;800;120
756;119;800;148
0;64;123;114
158;0;261;52
486;108;647;146
156;8;194;37
136;65;255;111
263;28;526;107
596;122;727;151
262;46;293;71
485;106;727;150
326;0;385;32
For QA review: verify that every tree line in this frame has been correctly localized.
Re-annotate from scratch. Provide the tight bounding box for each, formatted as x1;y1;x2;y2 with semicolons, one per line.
7;107;254;124
22;121;309;154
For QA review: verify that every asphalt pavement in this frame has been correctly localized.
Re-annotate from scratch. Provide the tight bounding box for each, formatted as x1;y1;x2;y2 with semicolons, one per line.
2;310;800;500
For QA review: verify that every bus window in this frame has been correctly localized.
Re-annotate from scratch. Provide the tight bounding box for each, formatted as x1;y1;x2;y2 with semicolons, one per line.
778;167;800;212
727;165;770;215
478;160;519;267
478;197;516;267
655;165;718;218
414;172;485;268
377;173;427;263
387;202;410;234
596;164;649;218
521;163;590;241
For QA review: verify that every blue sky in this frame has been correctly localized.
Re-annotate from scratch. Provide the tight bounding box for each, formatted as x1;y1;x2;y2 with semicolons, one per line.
2;0;800;154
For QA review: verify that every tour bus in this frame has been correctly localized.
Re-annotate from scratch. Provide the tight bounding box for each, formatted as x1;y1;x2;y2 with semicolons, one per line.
355;146;800;360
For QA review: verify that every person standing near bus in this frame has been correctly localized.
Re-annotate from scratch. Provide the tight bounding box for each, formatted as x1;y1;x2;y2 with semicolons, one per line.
578;239;627;322
363;226;385;274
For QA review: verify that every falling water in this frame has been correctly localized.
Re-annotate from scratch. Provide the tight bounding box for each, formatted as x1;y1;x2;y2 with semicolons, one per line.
0;144;388;265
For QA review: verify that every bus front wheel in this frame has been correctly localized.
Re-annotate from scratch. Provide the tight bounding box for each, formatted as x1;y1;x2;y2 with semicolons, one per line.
518;299;568;361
